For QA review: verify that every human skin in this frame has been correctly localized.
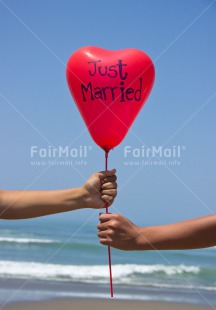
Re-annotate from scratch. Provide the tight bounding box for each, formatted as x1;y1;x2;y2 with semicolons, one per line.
97;213;216;251
0;169;117;219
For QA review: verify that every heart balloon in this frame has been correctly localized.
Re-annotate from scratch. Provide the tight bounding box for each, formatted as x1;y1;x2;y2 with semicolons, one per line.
66;46;155;152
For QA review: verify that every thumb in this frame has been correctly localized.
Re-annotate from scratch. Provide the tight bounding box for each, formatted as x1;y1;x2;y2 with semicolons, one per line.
97;169;116;180
99;213;112;223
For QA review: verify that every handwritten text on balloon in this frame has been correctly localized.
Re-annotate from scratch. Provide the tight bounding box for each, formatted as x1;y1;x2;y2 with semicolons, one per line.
81;59;143;102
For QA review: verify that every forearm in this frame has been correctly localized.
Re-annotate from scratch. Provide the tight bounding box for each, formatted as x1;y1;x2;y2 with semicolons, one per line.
137;215;216;250
0;188;84;219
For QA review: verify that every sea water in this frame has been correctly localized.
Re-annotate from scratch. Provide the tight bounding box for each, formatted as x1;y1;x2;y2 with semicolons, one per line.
0;216;215;306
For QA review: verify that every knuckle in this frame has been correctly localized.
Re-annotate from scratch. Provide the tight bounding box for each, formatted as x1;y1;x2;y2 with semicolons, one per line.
105;228;113;236
112;214;118;220
109;220;117;229
107;197;112;203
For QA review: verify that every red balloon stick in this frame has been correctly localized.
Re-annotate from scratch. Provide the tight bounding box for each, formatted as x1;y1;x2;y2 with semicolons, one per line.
104;151;113;297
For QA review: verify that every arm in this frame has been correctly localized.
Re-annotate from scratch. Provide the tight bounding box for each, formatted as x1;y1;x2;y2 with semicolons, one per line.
97;213;216;251
0;169;117;219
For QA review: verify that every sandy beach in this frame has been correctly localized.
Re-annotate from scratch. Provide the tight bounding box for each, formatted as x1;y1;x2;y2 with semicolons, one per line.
1;299;214;310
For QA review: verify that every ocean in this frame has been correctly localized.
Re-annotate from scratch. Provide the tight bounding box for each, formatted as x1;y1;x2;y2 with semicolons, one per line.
0;216;215;306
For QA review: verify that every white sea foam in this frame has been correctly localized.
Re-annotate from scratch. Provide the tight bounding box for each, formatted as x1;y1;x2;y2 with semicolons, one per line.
0;260;214;291
0;260;200;281
0;237;55;244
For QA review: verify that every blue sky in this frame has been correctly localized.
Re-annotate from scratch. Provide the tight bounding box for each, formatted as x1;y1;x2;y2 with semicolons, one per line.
0;0;216;226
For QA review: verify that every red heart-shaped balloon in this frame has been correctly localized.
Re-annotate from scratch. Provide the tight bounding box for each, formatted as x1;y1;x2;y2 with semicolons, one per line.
66;46;155;152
